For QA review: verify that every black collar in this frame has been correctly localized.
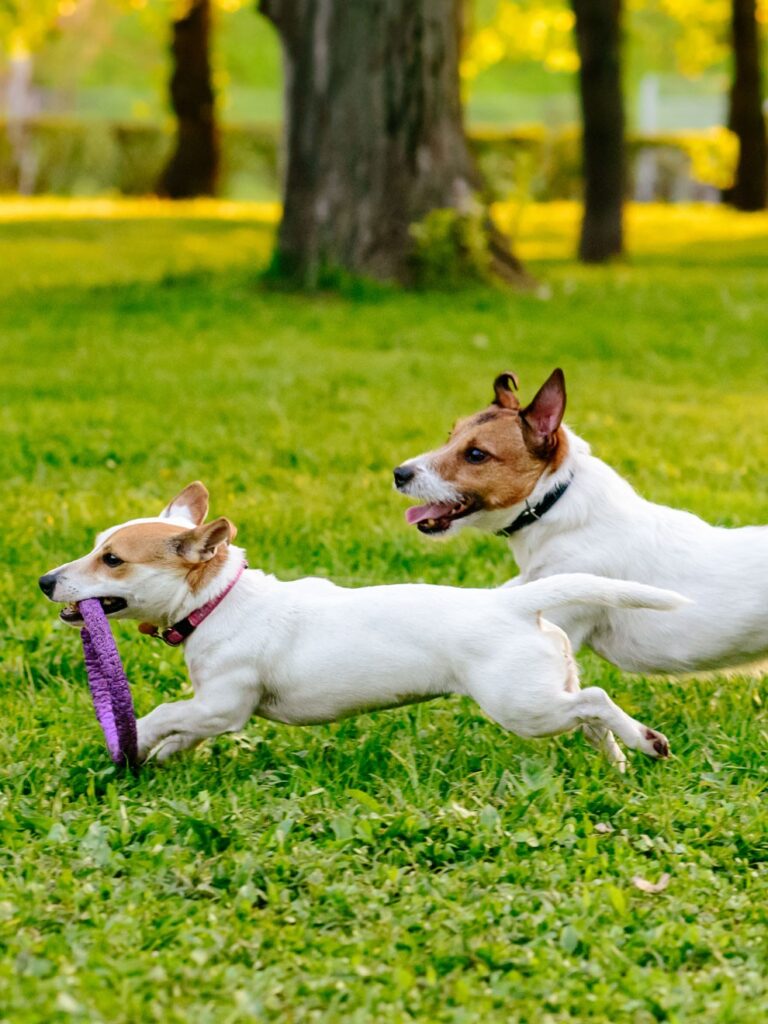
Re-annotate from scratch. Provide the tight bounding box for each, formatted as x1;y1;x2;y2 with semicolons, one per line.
496;474;573;537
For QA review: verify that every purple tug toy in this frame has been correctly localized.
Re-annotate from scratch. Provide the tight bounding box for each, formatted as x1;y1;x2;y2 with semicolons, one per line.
78;598;138;768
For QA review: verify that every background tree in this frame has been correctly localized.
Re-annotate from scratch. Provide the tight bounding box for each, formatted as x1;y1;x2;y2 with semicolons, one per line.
571;0;625;262
463;0;625;263
634;0;766;209
257;0;524;287
158;0;219;198
724;0;767;209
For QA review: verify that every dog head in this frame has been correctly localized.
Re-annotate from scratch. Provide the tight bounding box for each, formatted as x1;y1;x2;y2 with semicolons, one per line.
394;369;569;536
39;481;238;626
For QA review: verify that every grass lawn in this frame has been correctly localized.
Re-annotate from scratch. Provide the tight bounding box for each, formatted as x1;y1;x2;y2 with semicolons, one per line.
1;199;767;1023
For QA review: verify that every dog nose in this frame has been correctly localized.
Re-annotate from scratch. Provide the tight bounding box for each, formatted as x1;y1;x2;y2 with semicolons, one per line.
39;572;58;598
393;465;415;488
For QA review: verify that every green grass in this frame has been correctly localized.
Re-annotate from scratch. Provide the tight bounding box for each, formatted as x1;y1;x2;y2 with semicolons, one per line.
1;200;767;1023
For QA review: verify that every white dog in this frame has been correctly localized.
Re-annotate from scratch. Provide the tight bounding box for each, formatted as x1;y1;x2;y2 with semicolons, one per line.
395;367;768;674
39;482;684;767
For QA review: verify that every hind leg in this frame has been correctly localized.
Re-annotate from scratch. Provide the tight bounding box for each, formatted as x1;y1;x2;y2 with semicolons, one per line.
561;687;669;759
495;686;669;763
536;615;625;770
470;668;668;768
468;620;669;768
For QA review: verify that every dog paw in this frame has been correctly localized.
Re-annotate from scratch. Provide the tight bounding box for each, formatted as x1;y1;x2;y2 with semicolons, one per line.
640;727;670;759
135;724;157;765
135;743;153;765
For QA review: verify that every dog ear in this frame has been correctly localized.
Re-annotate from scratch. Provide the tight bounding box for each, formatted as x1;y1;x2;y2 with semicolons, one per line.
521;369;566;439
175;517;237;563
492;371;521;410
160;481;209;526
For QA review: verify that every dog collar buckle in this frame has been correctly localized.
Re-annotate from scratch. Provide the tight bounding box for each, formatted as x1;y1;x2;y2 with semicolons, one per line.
161;620;196;647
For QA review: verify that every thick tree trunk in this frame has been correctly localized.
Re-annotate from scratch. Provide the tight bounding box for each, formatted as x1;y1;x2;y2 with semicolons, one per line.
572;0;625;262
724;0;767;211
159;0;219;199
259;0;523;286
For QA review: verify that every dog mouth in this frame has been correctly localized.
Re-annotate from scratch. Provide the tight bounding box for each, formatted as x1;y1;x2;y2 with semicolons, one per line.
404;498;480;535
60;597;128;623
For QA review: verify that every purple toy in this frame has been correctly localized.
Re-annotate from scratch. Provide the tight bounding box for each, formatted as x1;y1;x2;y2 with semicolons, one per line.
79;598;138;767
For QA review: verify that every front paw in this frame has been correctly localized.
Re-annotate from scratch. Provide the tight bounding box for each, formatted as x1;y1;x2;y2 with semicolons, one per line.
135;719;158;764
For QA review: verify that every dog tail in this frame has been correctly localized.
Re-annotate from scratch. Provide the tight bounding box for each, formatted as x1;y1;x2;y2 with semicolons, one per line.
510;573;690;616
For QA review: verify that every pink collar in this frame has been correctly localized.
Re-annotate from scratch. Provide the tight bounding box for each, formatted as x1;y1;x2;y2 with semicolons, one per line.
146;561;247;648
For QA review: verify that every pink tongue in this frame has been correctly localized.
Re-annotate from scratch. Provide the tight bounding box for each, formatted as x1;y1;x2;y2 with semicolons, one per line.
405;502;455;525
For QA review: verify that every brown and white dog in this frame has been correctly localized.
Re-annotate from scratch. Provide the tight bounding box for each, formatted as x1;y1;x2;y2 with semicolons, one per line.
395;368;768;675
39;482;684;766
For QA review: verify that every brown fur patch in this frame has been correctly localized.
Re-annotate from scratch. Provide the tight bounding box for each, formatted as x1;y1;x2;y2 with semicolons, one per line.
473;410;502;426
430;406;569;510
93;523;185;582
183;546;230;594
96;521;231;593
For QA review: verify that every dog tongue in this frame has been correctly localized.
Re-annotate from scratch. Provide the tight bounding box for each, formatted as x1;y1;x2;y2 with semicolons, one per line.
405;502;455;525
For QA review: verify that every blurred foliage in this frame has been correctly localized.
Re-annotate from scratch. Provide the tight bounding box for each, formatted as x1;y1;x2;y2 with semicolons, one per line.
0;1;255;56
635;0;766;78
0;116;738;198
0;2;77;57
684;124;738;189
0;0;755;131
0;115;279;196
636;0;732;77
409;207;493;288
0;1;281;123
464;0;768;85
463;2;577;80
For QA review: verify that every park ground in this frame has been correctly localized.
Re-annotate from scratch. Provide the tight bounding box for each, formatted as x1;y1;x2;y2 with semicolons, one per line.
0;200;767;1022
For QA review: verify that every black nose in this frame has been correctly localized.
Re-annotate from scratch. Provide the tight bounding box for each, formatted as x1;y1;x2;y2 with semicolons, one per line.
393;465;415;489
39;572;58;598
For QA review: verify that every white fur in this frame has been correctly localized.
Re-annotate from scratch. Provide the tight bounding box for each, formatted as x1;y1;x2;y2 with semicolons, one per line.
423;425;768;674
396;456;464;505
42;514;684;766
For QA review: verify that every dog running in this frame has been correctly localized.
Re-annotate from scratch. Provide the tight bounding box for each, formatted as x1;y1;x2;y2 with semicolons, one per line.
39;482;685;766
395;367;768;675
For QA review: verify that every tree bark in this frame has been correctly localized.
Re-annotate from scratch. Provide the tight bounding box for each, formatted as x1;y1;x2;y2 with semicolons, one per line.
724;0;767;211
259;0;524;286
159;0;219;199
571;0;625;262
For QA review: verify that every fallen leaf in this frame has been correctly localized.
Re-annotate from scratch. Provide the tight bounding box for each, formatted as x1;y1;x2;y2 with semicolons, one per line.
632;873;671;894
450;802;474;819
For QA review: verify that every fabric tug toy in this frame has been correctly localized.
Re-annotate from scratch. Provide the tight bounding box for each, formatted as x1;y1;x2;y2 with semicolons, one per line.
78;598;139;768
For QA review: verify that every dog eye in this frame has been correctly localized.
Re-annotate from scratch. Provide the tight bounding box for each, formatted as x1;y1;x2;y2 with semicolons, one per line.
102;553;123;568
465;447;488;464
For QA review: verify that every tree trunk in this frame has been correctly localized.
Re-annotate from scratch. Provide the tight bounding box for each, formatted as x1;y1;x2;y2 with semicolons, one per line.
259;0;524;286
724;0;767;211
159;0;219;199
572;0;625;262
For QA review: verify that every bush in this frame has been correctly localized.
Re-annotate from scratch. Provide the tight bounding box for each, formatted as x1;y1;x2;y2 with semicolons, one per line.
0;117;740;202
0;117;281;198
409;207;492;288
